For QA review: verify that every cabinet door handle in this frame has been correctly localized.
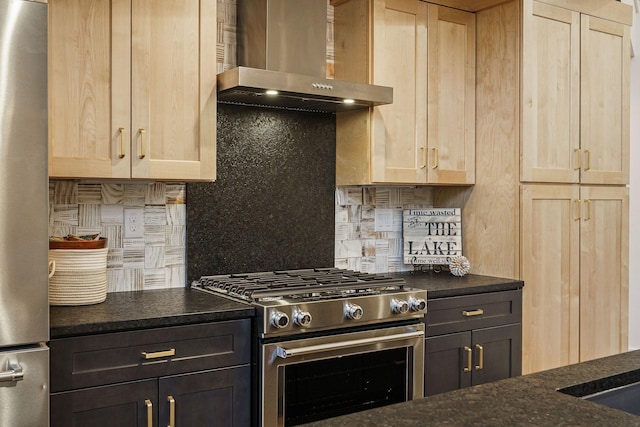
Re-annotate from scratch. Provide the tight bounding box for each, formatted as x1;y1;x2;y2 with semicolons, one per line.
138;128;146;159
431;147;439;169
144;399;153;427
573;148;581;170
475;344;484;370
584;149;591;171
462;309;484;317
584;199;591;221
420;146;427;169
463;346;472;373
118;128;126;159
167;395;175;427
574;199;582;221
141;348;175;359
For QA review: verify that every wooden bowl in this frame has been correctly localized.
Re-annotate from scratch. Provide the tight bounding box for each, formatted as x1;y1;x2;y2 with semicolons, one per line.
49;237;108;250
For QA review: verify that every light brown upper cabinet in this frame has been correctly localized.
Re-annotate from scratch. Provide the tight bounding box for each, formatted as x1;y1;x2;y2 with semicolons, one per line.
49;0;217;181
332;0;475;185
521;0;630;185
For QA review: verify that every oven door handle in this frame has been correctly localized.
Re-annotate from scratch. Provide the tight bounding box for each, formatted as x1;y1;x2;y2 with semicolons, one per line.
275;330;425;359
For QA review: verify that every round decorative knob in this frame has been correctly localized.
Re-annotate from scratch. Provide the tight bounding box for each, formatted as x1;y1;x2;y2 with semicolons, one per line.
344;302;364;320
293;309;312;327
409;296;427;312
391;298;409;314
270;310;289;329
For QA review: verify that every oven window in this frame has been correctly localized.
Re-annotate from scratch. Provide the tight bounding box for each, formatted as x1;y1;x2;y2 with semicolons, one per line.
283;347;408;426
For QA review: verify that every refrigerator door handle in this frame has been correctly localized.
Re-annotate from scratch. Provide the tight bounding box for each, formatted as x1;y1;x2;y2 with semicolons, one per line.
0;360;24;382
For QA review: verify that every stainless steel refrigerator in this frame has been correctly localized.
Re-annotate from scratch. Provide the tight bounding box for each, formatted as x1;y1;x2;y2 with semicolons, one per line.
0;0;49;425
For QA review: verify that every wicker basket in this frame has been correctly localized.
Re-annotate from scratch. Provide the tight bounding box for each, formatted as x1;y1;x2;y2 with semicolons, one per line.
48;248;108;306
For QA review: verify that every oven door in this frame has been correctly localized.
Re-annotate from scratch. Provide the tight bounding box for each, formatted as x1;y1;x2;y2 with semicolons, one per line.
261;323;424;426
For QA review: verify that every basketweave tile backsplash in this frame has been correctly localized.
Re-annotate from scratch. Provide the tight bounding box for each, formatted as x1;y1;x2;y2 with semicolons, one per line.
49;181;186;292
335;186;435;274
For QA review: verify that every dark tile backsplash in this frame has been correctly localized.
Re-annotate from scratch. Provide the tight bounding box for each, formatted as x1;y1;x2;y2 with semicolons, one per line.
186;104;336;282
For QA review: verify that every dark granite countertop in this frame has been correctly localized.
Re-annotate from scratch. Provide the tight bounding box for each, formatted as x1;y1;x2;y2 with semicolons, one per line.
304;350;640;426
390;270;524;299
49;288;254;339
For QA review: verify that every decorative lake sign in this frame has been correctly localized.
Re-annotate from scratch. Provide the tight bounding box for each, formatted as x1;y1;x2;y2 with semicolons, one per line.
403;208;462;265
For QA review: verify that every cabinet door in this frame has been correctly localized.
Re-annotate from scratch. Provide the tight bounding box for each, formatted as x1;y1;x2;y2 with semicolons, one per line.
131;0;216;181
49;0;131;179
471;324;521;386
580;16;630;185
521;1;580;183
427;4;475;185
425;331;472;396
579;186;629;362
158;366;251;427
370;0;428;184
520;184;580;374
51;379;157;427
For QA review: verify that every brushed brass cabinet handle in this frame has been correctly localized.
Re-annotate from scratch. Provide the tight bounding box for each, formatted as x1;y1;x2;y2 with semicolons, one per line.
584;149;591;171
475;344;484;370
584;199;591;221
462;309;484;317
138;128;146;159
144;399;152;427
118;128;126;159
574;148;581;170
574;199;582;221
463;346;472;373
432;147;439;169
168;395;175;427
141;348;175;359
420;147;426;169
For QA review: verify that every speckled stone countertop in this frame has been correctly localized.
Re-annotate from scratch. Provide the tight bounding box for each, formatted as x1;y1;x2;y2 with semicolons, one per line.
303;350;640;426
49;288;254;339
49;273;519;338
391;270;524;298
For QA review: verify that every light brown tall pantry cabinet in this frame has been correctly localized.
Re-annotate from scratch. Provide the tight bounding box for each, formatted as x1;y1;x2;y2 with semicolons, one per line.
332;0;476;185
48;0;217;181
425;0;632;375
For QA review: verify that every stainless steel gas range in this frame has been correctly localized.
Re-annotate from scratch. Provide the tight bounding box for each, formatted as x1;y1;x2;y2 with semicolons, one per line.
192;268;426;427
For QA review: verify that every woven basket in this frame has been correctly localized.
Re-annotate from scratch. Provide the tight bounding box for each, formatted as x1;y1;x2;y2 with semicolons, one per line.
48;248;108;306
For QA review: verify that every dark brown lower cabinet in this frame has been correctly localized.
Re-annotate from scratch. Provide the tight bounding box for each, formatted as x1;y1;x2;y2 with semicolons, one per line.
50;320;251;426
51;366;250;426
424;290;522;396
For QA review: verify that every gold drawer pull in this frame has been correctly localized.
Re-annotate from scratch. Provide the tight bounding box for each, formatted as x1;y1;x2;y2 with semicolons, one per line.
475;344;484;370
431;147;439;169
463;346;472;372
144;399;152;427
168;395;176;427
462;309;484;317
138;128;146;159
141;348;175;359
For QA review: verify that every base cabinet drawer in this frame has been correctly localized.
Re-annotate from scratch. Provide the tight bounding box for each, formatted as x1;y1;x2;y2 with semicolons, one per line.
424;290;522;396
50;319;251;427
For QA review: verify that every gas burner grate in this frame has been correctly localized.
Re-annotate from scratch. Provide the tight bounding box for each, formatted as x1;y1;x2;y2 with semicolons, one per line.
195;268;407;302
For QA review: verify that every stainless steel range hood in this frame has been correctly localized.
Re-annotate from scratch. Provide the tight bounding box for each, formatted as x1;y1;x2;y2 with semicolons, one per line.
216;0;392;113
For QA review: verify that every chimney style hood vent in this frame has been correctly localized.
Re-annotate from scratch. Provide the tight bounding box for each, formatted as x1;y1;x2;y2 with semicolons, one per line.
216;0;392;113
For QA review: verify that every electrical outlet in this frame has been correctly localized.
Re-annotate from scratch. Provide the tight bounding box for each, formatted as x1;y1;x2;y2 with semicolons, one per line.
374;208;394;232
124;208;145;239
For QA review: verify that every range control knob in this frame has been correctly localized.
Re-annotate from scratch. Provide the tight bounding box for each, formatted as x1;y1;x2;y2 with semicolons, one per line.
409;296;427;312
270;310;290;329
344;302;364;320
390;298;409;314
293;309;312;327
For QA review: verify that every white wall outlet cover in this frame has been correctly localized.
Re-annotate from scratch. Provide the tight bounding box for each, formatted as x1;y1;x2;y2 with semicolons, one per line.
375;208;394;232
124;208;145;239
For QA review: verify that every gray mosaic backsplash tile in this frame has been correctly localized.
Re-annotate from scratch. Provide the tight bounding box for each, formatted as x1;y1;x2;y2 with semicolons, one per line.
49;181;187;292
